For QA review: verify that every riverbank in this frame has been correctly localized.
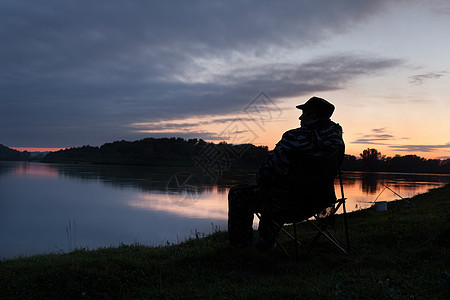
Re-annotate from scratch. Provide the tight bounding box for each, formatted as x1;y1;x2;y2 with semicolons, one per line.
1;185;449;299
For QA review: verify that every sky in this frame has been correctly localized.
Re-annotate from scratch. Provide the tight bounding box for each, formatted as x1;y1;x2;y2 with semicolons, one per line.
1;0;450;159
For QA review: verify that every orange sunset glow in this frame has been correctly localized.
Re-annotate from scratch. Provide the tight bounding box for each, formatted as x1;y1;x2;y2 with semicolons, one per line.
11;147;66;153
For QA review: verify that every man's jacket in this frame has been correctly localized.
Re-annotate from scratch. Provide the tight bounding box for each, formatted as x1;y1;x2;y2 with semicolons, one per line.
256;118;345;214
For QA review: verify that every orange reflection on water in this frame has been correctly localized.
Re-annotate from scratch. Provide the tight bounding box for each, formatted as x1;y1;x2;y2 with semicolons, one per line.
339;173;447;211
11;162;59;178
129;186;229;220
129;177;446;223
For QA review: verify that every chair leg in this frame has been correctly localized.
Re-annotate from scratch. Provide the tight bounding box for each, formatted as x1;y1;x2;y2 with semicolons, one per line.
255;213;302;259
268;219;291;258
339;171;351;253
307;218;349;255
256;212;350;259
342;200;351;253
293;222;299;260
269;219;303;260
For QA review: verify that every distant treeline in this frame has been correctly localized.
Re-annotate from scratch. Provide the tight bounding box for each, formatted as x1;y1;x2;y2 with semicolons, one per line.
0;144;46;161
41;138;269;169
342;148;450;174
2;141;450;174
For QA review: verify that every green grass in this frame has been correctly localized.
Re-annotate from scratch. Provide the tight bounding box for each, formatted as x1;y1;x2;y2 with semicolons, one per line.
1;185;449;299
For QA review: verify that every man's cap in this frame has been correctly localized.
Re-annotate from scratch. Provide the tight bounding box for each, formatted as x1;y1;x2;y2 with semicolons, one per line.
296;96;335;118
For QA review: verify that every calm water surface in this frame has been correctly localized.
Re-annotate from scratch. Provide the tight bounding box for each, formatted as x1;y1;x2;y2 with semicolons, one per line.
1;161;449;259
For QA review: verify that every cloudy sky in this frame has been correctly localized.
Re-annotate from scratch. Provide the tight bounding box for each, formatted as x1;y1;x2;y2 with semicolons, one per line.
1;0;449;159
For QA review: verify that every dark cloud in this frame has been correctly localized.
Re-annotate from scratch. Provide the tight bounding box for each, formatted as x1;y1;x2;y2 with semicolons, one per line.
0;0;398;147
352;128;396;145
389;143;450;153
352;127;450;157
408;72;445;86
352;138;390;145
1;54;403;147
431;1;450;16
130;117;258;132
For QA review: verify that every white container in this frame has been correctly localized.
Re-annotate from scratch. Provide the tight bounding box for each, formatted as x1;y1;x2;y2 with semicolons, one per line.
375;201;387;211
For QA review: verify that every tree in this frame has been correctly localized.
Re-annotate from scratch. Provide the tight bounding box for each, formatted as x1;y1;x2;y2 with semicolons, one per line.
360;148;383;171
360;148;383;160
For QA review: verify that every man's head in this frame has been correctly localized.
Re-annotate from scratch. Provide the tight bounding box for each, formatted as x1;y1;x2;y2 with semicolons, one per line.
296;96;335;118
297;97;335;126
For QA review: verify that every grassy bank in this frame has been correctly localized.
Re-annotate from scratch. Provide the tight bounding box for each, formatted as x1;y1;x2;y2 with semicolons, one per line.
1;185;449;299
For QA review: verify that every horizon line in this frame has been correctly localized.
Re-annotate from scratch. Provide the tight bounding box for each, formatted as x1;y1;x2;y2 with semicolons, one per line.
7;144;450;160
10;147;66;153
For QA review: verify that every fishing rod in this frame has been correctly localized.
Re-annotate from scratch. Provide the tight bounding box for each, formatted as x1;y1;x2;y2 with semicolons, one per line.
370;184;415;208
383;184;415;207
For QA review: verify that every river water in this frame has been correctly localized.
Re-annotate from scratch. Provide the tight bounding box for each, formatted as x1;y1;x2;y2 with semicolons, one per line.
1;161;449;259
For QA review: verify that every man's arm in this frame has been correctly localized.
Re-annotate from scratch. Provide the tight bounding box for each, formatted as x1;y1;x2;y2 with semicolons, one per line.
256;129;307;187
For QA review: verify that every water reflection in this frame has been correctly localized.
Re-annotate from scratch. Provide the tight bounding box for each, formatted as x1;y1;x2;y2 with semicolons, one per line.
339;171;450;210
130;186;227;220
361;172;379;194
2;162;450;213
0;161;59;178
1;161;449;259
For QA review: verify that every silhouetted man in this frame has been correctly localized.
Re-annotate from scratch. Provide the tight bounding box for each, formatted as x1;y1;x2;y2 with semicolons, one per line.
228;96;345;248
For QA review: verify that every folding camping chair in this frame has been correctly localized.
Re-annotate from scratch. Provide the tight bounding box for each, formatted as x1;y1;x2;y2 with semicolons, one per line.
255;149;350;260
